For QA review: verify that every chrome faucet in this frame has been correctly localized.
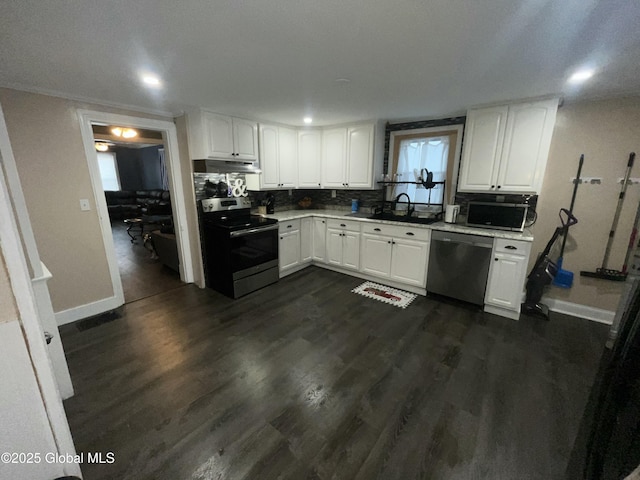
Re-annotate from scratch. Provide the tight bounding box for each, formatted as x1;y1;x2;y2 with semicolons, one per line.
395;193;414;217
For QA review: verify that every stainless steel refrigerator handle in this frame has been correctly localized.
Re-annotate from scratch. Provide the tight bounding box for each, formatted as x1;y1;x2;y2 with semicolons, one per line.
229;224;279;238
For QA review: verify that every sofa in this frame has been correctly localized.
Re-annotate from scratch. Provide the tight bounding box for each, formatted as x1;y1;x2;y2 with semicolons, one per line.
104;190;172;221
150;230;179;272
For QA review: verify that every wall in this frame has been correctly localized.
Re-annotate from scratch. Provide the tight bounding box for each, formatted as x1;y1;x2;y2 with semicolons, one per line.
0;252;18;324
532;96;640;311
112;145;163;191
0;88;172;313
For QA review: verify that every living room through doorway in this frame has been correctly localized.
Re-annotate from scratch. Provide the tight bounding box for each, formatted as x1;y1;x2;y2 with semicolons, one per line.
93;124;184;303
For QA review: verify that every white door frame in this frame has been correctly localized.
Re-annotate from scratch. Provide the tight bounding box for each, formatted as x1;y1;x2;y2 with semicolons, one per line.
77;110;195;310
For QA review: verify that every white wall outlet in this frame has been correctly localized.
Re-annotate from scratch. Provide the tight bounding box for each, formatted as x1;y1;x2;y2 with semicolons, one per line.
331;190;337;198
79;199;91;211
571;177;602;185
617;177;640;185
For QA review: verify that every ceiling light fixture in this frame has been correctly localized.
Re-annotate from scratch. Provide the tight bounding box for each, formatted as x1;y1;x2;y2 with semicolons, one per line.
141;73;162;88
95;142;109;152
111;127;138;139
567;69;595;85
303;117;313;124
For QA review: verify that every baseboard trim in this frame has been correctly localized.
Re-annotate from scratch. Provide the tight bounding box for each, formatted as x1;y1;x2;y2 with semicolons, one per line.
55;295;123;326
541;296;615;325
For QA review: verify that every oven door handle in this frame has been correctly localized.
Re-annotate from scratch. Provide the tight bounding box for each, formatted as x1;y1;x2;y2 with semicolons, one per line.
229;224;279;238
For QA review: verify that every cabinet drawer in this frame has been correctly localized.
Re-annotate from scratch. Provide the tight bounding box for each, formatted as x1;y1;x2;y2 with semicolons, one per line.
326;218;361;232
362;222;430;242
278;219;301;233
494;238;531;256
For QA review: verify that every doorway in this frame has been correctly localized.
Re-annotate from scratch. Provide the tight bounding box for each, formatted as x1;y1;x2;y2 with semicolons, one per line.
92;125;184;302
77;110;194;311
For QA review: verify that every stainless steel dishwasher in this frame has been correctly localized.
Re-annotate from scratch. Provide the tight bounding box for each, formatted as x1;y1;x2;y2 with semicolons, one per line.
427;230;493;305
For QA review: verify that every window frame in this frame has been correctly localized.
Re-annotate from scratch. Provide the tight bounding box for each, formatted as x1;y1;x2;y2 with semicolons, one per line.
386;123;464;205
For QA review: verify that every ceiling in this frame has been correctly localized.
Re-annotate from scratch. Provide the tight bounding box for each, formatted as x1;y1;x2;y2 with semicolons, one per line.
1;0;639;126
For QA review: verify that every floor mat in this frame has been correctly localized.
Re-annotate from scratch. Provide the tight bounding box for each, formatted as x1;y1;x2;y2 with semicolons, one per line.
352;281;417;309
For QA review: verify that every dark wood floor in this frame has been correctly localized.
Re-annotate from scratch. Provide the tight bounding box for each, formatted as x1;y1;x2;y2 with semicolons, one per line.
111;221;183;303
60;267;608;479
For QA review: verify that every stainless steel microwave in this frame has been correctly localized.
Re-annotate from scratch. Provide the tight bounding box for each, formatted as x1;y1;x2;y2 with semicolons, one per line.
466;202;529;231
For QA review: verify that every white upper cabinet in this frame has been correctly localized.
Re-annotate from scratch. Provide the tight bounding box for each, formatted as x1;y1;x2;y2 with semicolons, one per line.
249;124;298;190
322;124;375;189
322;128;348;187
346;125;375;188
187;110;258;161
232;117;260;161
278;126;298;188
298;129;322;188
458;98;558;194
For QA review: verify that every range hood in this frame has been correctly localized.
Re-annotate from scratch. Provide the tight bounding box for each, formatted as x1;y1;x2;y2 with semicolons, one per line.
193;159;262;174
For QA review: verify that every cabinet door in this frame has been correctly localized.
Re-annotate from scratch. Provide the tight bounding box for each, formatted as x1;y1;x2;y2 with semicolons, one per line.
298;130;322;188
342;232;360;270
390;238;429;287
278;127;298;188
458;106;508;192
485;252;527;310
326;228;344;266
361;234;392;278
203;112;234;159
300;217;313;263
312;218;327;262
233;118;258;161
346;124;374;188
259;124;280;189
322;128;347;187
279;229;301;271
497;99;558;193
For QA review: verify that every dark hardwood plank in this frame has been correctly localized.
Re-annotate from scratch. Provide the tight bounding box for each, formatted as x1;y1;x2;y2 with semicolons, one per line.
60;266;609;479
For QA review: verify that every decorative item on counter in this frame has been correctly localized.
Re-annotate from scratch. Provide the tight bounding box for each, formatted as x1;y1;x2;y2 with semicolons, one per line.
258;206;267;215
231;178;248;197
351;199;359;212
298;197;313;209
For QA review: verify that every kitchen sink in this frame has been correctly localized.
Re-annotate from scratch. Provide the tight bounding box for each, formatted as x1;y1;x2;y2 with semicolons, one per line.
367;212;440;225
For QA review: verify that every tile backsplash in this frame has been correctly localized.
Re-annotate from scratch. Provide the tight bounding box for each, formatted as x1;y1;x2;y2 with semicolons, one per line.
194;173;537;223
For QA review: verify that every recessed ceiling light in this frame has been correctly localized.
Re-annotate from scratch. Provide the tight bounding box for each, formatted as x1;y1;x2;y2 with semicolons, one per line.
567;69;595;84
141;73;162;88
303;117;313;124
95;142;109;152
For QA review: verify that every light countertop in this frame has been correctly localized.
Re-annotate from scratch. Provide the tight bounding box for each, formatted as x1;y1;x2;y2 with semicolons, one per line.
260;209;534;242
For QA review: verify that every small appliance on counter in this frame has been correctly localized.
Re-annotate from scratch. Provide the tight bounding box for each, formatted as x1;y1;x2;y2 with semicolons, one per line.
264;193;275;214
444;205;459;223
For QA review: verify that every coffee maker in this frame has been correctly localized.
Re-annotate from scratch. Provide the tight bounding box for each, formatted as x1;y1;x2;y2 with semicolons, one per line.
264;193;275;214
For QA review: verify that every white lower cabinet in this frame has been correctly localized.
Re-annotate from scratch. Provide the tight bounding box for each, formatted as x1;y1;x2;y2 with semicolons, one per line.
300;217;313;263
312;217;327;262
275;214;531;320
279;219;301;275
360;223;430;287
361;234;392;278
484;238;532;319
326;219;360;270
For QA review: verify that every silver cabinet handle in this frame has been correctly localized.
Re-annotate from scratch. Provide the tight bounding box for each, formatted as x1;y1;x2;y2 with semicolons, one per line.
505;245;517;250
